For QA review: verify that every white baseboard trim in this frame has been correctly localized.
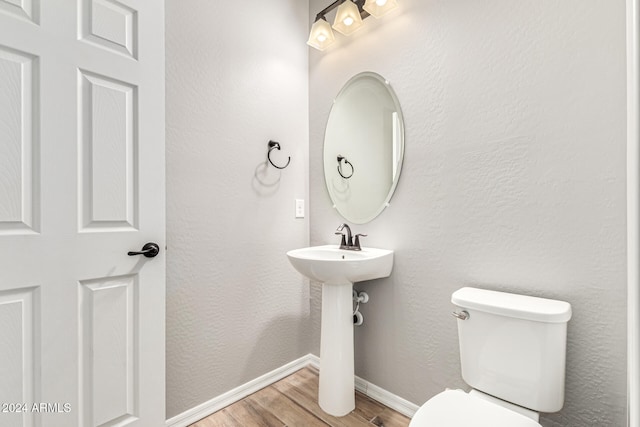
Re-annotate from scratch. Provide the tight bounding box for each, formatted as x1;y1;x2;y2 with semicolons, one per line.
305;354;419;418
354;375;420;418
165;354;316;427
166;353;419;427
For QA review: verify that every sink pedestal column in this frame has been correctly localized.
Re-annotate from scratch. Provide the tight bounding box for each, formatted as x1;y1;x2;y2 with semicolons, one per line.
319;282;355;417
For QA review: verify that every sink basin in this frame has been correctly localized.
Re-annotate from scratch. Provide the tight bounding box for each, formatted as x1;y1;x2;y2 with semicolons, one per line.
286;245;393;284
286;244;394;417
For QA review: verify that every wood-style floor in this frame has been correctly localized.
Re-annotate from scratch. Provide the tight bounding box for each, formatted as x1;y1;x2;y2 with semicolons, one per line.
190;366;411;427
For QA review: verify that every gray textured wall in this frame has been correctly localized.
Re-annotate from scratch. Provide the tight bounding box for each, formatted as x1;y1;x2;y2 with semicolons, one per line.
165;0;310;419
308;1;627;425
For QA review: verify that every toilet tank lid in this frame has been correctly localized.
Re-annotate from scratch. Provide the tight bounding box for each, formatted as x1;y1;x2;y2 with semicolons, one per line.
452;287;572;323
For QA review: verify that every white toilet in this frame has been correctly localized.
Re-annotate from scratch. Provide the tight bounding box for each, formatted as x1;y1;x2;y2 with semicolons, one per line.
410;287;572;426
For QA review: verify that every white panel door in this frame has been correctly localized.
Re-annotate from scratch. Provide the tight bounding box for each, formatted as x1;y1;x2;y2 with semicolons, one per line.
0;1;165;426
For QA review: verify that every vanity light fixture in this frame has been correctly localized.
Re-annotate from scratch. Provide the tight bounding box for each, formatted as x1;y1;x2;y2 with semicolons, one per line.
308;0;398;51
332;0;364;35
307;17;336;50
363;0;398;18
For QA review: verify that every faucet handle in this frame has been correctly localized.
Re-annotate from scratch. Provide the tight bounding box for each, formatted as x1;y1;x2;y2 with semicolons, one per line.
335;232;347;248
353;234;367;250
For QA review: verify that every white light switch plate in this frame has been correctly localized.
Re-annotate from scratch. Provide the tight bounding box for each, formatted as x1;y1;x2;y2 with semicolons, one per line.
295;199;305;218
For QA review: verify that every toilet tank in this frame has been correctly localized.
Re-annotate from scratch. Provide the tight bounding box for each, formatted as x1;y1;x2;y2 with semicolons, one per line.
452;287;572;413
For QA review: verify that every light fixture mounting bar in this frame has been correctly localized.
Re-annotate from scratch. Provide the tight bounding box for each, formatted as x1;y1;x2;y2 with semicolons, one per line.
314;0;370;21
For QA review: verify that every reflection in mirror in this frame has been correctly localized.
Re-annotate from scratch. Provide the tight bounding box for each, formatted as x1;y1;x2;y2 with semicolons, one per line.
323;72;404;224
337;155;354;179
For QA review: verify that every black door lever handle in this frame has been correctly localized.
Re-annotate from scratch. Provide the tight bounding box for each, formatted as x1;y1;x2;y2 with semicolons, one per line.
128;242;160;258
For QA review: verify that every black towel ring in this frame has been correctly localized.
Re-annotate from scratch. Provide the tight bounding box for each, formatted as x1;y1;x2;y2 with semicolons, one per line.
337;155;354;179
267;140;291;169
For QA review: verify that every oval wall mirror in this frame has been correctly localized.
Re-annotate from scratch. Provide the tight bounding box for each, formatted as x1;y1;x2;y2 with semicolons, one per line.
323;72;405;224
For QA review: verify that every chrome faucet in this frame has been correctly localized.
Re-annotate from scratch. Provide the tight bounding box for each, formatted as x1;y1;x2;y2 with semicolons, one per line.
335;223;367;251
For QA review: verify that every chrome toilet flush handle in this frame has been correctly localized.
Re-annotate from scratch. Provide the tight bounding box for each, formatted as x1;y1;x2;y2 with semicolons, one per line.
452;310;469;320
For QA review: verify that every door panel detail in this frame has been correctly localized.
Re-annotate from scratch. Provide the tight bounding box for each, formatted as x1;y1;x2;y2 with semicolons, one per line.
0;0;38;24
0;46;39;235
80;0;137;59
78;70;138;232
0;287;39;427
79;275;138;427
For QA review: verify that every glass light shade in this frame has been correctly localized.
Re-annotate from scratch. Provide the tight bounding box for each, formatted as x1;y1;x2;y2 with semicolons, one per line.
332;0;364;36
363;0;398;18
307;18;336;51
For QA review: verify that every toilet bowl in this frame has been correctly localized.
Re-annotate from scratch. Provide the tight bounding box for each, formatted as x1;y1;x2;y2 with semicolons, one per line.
409;390;541;427
409;287;572;426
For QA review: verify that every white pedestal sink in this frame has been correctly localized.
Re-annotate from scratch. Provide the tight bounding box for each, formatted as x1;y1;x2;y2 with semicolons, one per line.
286;245;394;416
